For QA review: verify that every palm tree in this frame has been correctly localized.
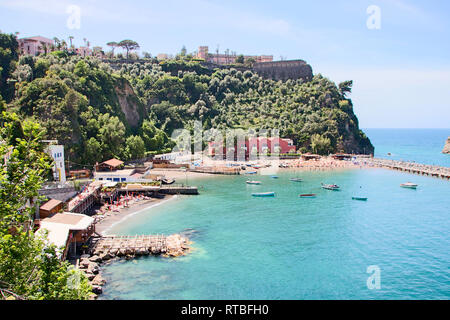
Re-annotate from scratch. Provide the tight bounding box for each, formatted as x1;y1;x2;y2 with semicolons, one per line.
68;36;74;48
53;37;61;50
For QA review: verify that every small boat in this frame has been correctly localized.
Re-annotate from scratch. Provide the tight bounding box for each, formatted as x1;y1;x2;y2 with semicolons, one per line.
299;194;316;198
400;182;418;189
161;178;175;185
352;197;368;201
252;192;275;197
321;183;340;191
290;178;303;182
271;176;279;179
246;171;258;174
246;181;261;185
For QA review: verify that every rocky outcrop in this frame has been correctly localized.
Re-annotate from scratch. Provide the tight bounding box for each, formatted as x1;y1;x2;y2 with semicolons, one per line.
114;78;146;128
443;137;450;154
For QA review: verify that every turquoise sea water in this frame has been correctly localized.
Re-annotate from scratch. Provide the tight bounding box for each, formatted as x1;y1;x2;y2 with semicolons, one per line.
364;128;450;167
100;168;450;300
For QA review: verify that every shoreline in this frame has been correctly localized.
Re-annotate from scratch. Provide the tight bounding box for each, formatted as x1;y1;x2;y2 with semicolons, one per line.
94;156;449;236
95;195;177;236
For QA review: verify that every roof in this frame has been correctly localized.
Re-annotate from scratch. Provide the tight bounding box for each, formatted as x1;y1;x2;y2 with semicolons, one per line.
36;213;95;249
42;212;95;230
94;169;136;177
40;199;63;212
101;159;124;168
19;36;53;43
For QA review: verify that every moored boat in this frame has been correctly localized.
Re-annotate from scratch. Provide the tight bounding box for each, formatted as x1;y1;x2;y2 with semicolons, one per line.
321;183;340;191
299;194;316;198
161;178;175;185
246;171;258;174
252;192;275;197
271;176;279;179
400;182;418;189
290;178;303;182
246;180;261;185
352;197;368;201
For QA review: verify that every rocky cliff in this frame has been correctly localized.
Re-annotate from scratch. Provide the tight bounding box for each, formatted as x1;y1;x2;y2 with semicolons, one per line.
443;137;450;154
114;78;146;129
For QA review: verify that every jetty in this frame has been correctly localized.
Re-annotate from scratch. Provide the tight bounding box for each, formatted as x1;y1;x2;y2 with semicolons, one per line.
191;166;241;175
89;234;190;258
366;158;450;180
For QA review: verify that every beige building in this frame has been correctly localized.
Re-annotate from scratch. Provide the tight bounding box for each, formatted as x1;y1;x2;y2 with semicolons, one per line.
196;46;273;65
18;36;54;56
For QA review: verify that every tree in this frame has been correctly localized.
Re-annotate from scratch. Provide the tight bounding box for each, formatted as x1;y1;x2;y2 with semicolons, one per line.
310;134;332;155
180;45;187;57
68;36;74;52
339;80;353;97
0;112;92;300
118;40;140;60
235;55;244;64
0;32;19;101
125;135;145;160
107;42;118;57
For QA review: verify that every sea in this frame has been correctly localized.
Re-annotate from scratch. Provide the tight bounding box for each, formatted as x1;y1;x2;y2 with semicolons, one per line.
99;129;450;300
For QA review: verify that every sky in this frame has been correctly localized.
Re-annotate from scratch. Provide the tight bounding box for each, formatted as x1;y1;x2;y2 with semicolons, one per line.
1;0;449;128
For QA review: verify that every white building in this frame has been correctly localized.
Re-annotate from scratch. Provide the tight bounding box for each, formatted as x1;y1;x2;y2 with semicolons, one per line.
47;145;66;183
94;168;154;183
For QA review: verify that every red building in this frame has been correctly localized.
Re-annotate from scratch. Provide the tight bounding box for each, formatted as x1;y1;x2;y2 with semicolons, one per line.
208;137;296;159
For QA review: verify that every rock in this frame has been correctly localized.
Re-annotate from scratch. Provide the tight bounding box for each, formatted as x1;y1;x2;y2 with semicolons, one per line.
100;252;112;261
79;258;90;269
443;137;450;154
86;273;96;281
91;274;106;286
87;262;99;275
89;255;102;263
92;285;103;294
89;293;98;300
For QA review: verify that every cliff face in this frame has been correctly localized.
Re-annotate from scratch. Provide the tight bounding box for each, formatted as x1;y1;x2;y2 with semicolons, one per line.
443;137;450;154
114;78;146;129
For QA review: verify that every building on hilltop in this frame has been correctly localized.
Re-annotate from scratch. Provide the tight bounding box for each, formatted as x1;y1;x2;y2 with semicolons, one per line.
196;46;273;65
18;36;54;56
252;59;313;82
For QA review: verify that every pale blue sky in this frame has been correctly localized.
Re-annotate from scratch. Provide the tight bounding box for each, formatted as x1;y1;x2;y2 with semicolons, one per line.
1;0;449;128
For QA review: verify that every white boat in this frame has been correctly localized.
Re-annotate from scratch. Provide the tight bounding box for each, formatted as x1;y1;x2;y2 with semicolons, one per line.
246;171;258;174
290;178;303;182
400;182;418;189
246;181;261;185
321;183;340;191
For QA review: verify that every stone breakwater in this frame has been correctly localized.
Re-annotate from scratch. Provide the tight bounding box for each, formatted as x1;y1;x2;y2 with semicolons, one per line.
366;158;450;180
443;137;450;154
78;234;191;299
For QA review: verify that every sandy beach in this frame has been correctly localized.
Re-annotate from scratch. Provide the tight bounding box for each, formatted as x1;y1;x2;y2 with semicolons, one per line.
95;195;176;236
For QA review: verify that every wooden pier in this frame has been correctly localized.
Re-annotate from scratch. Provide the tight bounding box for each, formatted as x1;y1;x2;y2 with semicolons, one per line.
366;158;450;180
90;234;190;258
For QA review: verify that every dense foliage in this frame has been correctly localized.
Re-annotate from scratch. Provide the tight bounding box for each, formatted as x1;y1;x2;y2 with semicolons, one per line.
0;112;92;300
1;32;373;169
